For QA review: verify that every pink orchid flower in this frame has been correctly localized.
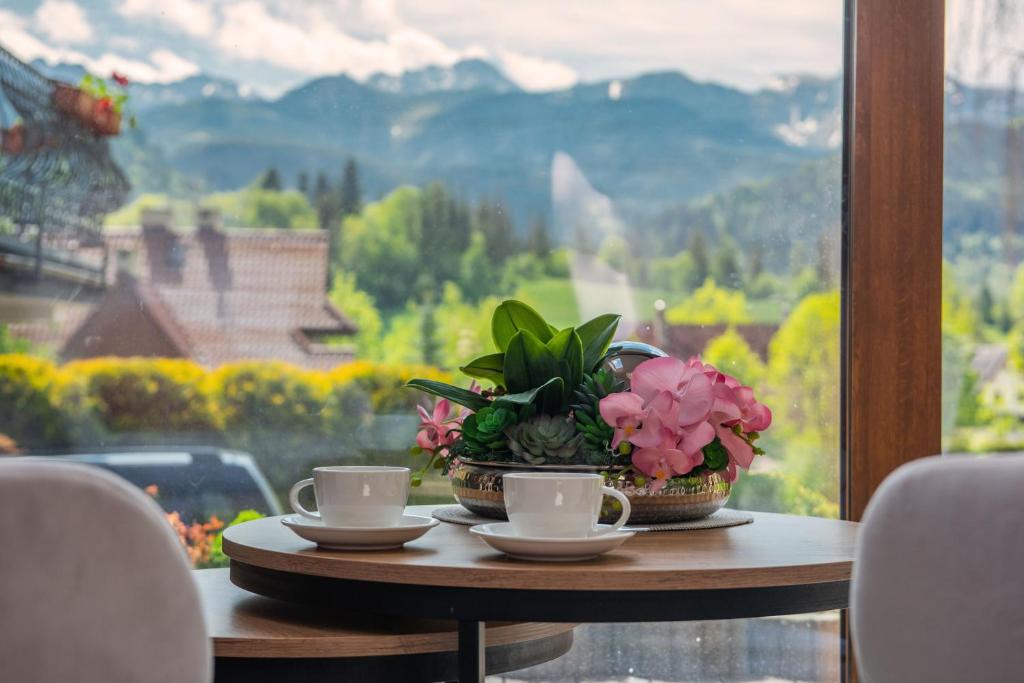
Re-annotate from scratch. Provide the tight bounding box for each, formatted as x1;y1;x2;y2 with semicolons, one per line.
598;391;645;449
416;399;459;452
632;434;705;481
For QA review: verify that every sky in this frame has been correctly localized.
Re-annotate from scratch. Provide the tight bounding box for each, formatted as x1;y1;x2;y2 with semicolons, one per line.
0;1;1019;97
0;0;847;96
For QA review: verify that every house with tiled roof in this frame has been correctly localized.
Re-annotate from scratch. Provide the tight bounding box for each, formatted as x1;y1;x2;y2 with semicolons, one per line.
60;208;357;369
634;305;778;362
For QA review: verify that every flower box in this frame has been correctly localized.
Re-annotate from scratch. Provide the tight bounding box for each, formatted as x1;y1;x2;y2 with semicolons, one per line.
406;300;771;523
52;83;121;136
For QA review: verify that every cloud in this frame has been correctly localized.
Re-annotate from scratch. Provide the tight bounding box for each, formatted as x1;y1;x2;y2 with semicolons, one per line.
214;1;464;79
495;50;577;92
0;10;198;84
0;9;88;65
88;49;200;83
117;0;216;38
211;1;578;92
34;0;93;45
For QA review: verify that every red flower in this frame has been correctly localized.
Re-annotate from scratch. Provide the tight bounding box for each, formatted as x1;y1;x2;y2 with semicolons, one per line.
112;72;130;86
96;97;113;113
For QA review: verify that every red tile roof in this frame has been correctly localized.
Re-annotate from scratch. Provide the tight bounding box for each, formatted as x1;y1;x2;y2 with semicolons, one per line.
66;226;356;369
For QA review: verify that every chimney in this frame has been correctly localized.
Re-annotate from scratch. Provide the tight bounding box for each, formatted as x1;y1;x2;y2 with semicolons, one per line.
653;299;667;348
141;207;173;231
197;207;222;233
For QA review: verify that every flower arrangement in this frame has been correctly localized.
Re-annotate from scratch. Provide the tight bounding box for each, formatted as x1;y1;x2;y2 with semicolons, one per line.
407;300;771;494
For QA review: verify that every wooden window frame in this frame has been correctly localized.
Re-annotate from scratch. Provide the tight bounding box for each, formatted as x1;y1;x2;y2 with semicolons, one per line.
842;0;945;678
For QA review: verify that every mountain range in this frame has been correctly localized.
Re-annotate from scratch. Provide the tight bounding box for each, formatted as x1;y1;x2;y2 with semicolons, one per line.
27;57;1019;253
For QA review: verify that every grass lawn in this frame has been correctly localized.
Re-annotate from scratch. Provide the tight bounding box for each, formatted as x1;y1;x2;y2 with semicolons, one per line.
516;278;785;328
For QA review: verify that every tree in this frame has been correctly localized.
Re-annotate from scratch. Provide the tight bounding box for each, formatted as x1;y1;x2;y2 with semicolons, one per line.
328;271;383;360
767;290;841;501
688;230;710;285
598;235;630;273
259;167;282;191
748;250;764;281
665;278;750;325
527;215;552;260
313;172;338;232
978;285;996;327
712;238;742;289
476;198;516;266
650;250;699;293
703;327;766;386
297;172;309;197
459;231;494;300
815;233;836;287
419;183;471;284
339;158;362;218
339;186;423;309
0;325;31;354
203;188;316;229
420;301;439;366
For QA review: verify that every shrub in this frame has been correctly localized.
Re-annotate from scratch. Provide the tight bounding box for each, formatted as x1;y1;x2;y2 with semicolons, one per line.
210;361;331;437
329;361;452;414
0;354;67;449
58;358;218;442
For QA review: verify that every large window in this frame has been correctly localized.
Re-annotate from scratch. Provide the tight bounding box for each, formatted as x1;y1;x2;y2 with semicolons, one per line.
942;0;1024;453
1;2;848;680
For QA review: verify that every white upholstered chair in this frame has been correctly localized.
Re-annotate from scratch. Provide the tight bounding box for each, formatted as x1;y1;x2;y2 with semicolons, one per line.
0;460;210;682
852;454;1024;683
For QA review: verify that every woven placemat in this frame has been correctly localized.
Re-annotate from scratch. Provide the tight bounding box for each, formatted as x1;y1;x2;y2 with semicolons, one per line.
431;505;753;532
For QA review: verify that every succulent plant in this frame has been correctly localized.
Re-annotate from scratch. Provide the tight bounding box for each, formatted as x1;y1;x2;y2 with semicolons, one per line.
408;300;621;416
507;414;583;464
571;369;624;452
460;405;516;456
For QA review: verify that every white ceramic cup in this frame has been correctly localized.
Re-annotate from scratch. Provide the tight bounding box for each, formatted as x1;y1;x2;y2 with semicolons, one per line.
289;466;410;527
502;472;631;538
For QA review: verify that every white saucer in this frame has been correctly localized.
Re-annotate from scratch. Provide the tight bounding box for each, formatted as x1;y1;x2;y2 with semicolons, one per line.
469;523;635;562
281;514;439;550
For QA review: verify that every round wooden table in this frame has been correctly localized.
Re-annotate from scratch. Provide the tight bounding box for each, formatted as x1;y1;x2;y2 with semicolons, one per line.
223;505;858;682
196;568;574;682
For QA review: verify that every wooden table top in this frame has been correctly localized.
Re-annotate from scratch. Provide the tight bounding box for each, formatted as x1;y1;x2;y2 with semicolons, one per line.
222;506;858;593
195;568;573;658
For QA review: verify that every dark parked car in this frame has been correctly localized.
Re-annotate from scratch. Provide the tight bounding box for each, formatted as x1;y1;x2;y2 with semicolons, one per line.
31;447;282;522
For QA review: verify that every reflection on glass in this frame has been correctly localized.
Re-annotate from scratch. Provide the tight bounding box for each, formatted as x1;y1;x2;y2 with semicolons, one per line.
0;1;846;680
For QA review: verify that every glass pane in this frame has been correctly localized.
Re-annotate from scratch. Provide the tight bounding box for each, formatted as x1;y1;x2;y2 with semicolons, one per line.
0;1;845;680
943;0;1024;454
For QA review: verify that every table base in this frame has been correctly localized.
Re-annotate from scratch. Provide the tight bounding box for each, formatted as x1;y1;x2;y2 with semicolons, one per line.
230;561;849;682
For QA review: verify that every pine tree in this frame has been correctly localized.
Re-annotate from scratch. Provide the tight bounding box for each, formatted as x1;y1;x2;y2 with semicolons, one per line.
297;171;309;197
712;240;742;289
689;230;710;284
259;167;282;191
476;198;516;266
313;171;337;231
749;250;764;281
527;215;552;260
979;285;996;326
339;158;362;218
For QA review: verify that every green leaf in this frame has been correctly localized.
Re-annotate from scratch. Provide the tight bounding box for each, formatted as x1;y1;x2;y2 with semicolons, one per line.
494;376;564;408
546;327;584;397
576;314;622;371
491;300;553;351
503;330;560;394
459;353;505;386
405;379;490;411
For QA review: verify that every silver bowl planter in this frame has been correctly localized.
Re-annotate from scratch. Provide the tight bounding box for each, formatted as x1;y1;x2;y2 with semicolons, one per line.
450;458;730;524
